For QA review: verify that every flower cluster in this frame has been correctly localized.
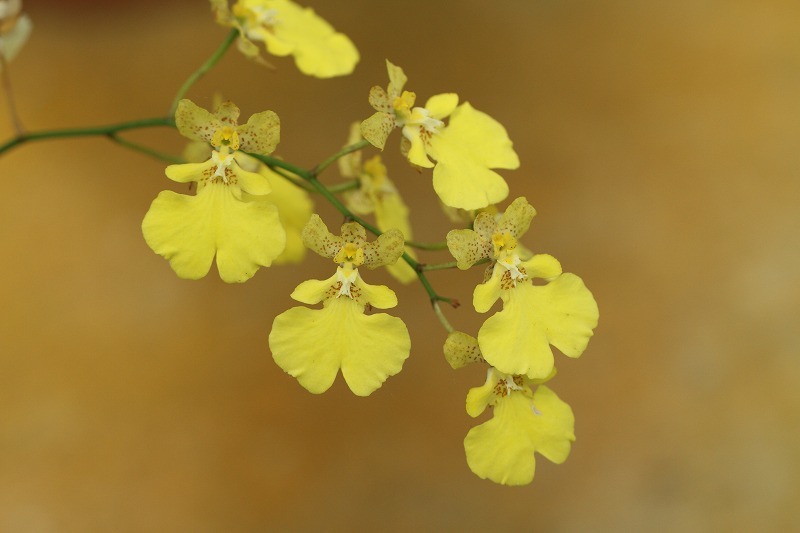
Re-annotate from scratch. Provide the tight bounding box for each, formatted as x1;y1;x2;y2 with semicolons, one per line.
0;0;606;488
130;0;602;486
132;2;600;485
445;197;598;484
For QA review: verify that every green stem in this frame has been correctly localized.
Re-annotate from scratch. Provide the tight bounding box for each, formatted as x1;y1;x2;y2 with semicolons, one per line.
327;179;360;193
259;156;360;196
0;116;175;155
107;133;184;164
413;260;457;305
267;165;315;192
420;260;458;272
249;153;359;193
168;28;239;116
312;139;371;176
310;175;367;223
248;154;360;217
405;239;449;251
433;301;455;333
251;153;312;180
420;257;490;272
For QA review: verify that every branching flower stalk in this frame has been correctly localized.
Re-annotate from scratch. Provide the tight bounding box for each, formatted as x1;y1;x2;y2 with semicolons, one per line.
0;0;599;487
0;116;176;155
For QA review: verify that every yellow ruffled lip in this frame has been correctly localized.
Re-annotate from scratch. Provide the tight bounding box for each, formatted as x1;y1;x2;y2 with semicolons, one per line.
427;102;519;210
141;179;286;283
269;294;410;396
477;274;599;380
464;384;575;486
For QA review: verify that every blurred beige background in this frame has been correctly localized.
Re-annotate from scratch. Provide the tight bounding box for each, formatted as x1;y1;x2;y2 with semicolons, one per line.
1;0;798;531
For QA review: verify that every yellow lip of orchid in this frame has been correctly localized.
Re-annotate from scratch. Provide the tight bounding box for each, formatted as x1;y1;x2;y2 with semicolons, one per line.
269;295;410;396
476;260;598;381
464;370;576;486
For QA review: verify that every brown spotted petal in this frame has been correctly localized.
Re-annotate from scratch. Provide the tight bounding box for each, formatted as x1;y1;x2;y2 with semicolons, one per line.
444;331;484;369
339;222;367;247
447;228;492;270
238;110;280;155
368;85;392;113
214;101;241;125
174;99;221;144
301;214;344;259
472;211;499;241
362;228;405;269
497;196;537;239
360;111;395;150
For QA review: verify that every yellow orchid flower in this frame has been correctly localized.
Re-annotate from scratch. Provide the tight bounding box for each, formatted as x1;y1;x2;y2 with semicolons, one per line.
465;366;575;486
142;99;286;282
447;197;599;379
269;216;410;396
360;60;519;210
180;94;313;265
212;0;359;78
